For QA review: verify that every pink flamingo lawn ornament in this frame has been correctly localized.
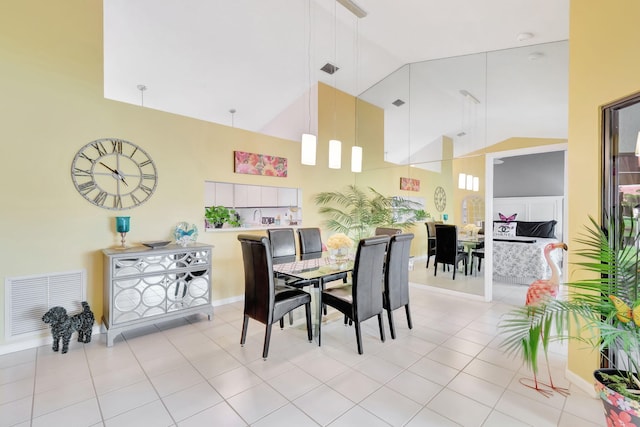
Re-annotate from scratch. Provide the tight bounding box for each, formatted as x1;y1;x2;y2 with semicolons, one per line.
521;241;569;397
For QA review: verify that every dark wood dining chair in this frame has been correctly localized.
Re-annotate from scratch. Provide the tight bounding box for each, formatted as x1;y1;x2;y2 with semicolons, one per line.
237;234;312;359
434;224;468;279
470;241;485;275
322;235;389;354
425;221;437;268
383;233;414;339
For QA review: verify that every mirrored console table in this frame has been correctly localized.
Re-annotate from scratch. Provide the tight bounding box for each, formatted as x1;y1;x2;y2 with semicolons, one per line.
102;243;214;346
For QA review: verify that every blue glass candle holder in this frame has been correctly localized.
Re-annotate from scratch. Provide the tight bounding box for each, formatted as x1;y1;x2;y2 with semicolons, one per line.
115;216;130;248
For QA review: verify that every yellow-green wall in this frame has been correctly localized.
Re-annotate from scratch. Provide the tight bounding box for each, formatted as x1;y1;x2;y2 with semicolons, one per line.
3;1;635;389
567;0;640;384
0;1;369;348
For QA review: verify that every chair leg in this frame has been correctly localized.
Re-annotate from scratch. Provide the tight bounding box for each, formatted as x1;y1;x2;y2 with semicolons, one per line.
464;257;468;276
377;313;386;342
262;323;273;360
405;304;413;330
478;258;482;271
387;309;396;339
452;263;456;280
288;311;293;325
434;262;437;276
240;314;249;345
279;317;284;329
354;321;363;354
305;302;312;342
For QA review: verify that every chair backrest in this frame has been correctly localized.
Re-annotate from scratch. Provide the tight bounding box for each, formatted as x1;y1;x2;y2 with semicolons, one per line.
384;233;414;310
237;234;275;324
425;221;436;239
352;235;389;321
434;224;459;264
375;227;402;237
267;228;296;263
297;227;323;258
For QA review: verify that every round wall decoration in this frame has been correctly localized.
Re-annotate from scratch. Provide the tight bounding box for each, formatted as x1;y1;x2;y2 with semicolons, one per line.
71;138;158;210
434;186;447;212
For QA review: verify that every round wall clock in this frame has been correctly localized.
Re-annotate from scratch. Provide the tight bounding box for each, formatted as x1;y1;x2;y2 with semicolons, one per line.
434;186;447;212
71;138;158;210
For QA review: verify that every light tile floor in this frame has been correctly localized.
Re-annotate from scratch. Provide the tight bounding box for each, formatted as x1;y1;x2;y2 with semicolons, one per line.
0;267;604;426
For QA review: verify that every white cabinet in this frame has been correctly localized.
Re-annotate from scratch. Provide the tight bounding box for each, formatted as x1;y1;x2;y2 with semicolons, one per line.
261;186;278;207
205;181;301;209
247;185;262;207
277;187;298;207
234;184;248;207
215;182;234;207
102;243;214;346
204;182;216;206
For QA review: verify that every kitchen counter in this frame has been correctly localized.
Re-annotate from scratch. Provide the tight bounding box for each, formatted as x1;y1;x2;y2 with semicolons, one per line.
205;223;303;232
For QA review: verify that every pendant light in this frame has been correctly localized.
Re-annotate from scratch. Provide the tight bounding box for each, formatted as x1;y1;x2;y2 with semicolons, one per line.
351;18;362;173
328;0;342;169
301;0;317;165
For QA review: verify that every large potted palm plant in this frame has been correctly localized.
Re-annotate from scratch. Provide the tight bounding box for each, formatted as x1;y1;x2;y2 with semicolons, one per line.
314;184;423;242
499;215;640;426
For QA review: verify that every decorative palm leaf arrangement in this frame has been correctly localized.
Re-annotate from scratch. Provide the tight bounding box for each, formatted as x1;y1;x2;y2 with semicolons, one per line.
499;215;640;400
314;185;422;242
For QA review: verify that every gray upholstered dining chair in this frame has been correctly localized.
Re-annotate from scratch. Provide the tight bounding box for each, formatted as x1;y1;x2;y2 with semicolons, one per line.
321;235;389;354
434;224;468;279
383;233;414;339
237;234;312;359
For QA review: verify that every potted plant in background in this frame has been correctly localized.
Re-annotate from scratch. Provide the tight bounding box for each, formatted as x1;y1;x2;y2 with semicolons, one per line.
499;215;640;425
314;184;422;242
204;205;241;228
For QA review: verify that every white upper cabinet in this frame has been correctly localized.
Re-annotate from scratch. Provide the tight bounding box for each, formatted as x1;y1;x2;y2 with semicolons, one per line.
205;181;301;208
215;182;234;207
277;187;297;207
204;182;216;206
233;184;248;207
261;186;278;207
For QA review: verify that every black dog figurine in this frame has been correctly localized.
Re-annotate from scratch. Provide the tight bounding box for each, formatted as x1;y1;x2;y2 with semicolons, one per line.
72;301;95;343
42;306;80;354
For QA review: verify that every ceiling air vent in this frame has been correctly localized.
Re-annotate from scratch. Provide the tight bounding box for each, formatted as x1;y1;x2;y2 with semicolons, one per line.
392;99;405;107
320;63;339;75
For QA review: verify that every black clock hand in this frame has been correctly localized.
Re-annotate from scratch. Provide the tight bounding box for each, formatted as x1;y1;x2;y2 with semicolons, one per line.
99;161;128;187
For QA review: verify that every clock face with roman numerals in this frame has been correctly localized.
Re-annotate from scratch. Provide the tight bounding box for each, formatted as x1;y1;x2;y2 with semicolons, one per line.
71;138;158;210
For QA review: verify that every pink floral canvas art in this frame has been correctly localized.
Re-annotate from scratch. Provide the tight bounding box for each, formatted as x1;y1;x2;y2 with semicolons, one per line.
234;151;288;177
400;177;420;191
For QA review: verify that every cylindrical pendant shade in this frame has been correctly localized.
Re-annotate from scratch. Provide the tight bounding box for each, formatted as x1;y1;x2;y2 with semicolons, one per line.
329;139;341;169
301;133;317;165
351;146;362;173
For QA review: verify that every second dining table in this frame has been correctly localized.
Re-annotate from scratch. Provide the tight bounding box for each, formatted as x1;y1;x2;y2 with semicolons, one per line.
272;252;353;346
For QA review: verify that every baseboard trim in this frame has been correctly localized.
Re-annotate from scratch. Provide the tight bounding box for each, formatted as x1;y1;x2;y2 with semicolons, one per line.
566;368;597;398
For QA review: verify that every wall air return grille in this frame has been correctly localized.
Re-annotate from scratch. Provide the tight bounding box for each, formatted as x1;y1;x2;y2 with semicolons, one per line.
5;270;86;340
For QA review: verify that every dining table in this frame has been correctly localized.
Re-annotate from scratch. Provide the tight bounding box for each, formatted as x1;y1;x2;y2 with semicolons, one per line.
272;252;353;346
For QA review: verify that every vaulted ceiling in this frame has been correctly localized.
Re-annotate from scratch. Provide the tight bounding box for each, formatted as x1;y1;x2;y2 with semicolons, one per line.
103;0;569;158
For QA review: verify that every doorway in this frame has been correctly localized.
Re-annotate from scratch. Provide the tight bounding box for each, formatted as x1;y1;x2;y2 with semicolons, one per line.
483;143;569;302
